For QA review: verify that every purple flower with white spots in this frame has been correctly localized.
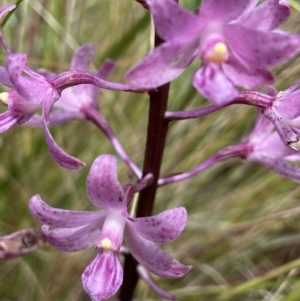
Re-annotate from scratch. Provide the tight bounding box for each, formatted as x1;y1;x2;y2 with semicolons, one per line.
126;0;300;105
29;154;190;301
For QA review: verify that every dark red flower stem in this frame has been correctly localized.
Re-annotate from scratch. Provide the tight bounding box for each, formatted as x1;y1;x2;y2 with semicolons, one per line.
119;35;171;301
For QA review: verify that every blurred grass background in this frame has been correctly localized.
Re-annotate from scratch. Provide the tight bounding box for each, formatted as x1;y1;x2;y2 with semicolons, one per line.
0;0;300;300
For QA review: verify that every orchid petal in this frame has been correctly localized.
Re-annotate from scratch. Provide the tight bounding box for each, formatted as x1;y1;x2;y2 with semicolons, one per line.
251;132;295;160
0;5;16;54
125;224;191;279
71;44;97;71
274;91;300;120
6;54;59;105
0;66;13;87
71;44;99;97
42;223;102;252
264;108;298;146
193;64;238;105
86;155;126;211
42;96;85;170
235;0;290;31
224;25;300;69
0;5;16;20
7;90;41;114
82;250;123;301
96;60;116;80
150;0;205;41
0;111;19;132
258;156;300;182
248;112;274;143
29;194;107;228
126;39;198;88
128;207;187;244
223;52;274;88
200;0;256;23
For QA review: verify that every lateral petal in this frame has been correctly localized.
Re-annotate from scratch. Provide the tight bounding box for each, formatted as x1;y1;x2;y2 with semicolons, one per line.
86;155;126;211
125;224;191;279
126;39;198;88
82;250;123;301
29;194;107;228
223;51;274;88
128;207;187;243
42;223;102;252
224;25;300;69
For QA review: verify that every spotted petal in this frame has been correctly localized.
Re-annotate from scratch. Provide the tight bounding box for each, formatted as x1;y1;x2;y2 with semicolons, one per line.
125;224;191;279
29;194;107;228
150;0;205;41
235;0;290;31
224;25;300;69
223;51;274;88
126;39;198;88
128;207;187;244
42;223;102;252
86;155;126;211
82;250;123;301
